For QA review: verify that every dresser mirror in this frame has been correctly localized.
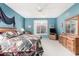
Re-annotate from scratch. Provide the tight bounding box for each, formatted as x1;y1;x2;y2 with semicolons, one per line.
65;16;79;35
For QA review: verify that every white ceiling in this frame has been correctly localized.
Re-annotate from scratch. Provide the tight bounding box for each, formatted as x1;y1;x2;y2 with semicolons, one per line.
5;3;74;18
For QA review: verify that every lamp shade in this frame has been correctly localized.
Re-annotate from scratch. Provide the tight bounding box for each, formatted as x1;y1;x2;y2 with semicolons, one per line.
21;28;24;32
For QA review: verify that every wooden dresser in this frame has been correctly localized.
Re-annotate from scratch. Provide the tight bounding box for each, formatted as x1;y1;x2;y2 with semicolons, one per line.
59;33;79;55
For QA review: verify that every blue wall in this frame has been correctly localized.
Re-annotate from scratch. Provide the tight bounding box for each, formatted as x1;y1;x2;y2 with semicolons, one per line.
57;3;79;35
25;18;34;33
24;18;57;38
0;3;24;30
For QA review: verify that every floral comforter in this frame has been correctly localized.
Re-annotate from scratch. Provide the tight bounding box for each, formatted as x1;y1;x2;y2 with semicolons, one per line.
0;34;43;56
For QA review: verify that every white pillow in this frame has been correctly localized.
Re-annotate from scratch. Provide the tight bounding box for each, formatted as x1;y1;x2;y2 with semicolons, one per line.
0;35;4;40
6;32;14;35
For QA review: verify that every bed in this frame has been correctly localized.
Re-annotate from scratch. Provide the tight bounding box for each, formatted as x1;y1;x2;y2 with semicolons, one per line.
0;28;44;56
0;7;43;56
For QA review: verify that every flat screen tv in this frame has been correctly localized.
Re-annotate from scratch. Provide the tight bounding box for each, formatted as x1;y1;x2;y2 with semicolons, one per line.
50;28;56;33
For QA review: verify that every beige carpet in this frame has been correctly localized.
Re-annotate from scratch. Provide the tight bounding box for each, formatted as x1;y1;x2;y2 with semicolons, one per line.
41;39;74;56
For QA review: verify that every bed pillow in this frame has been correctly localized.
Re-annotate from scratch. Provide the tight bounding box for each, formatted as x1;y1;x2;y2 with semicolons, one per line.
0;35;4;40
2;31;18;38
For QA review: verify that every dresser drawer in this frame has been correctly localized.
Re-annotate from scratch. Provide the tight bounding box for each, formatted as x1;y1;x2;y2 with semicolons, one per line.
67;39;74;45
67;44;75;52
63;39;67;47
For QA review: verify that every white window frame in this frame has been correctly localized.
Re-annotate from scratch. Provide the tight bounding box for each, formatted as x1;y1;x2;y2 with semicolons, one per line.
34;20;48;35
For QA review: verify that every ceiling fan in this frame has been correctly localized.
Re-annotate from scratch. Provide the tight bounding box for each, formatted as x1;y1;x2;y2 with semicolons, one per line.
37;4;48;12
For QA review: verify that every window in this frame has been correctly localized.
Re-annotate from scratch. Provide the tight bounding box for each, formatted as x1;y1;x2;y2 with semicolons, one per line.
34;20;48;35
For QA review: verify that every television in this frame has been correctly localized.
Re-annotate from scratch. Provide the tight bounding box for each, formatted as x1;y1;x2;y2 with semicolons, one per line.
50;28;56;33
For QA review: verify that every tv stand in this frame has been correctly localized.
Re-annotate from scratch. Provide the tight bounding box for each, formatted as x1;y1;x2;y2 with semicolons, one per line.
49;33;56;40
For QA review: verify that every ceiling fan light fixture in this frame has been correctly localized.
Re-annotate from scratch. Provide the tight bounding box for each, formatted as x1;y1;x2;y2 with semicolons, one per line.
37;6;43;12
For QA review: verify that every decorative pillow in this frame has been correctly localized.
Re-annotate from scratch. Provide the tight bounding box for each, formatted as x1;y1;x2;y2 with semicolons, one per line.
16;29;25;35
17;31;22;35
2;31;18;38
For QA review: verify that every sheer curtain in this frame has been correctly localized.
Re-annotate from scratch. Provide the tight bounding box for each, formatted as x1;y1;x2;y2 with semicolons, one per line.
34;20;48;35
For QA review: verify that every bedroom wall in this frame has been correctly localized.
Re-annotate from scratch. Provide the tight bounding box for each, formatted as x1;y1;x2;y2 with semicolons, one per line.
56;3;79;35
0;3;24;30
24;18;57;38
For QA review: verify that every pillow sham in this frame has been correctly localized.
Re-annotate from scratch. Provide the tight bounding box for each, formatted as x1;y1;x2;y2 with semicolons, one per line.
2;31;18;38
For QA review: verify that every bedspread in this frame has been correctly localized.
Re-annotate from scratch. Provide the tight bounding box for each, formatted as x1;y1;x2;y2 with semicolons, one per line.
0;34;43;56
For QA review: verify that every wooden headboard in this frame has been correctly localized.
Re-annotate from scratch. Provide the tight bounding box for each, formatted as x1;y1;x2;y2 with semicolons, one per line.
0;27;16;33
